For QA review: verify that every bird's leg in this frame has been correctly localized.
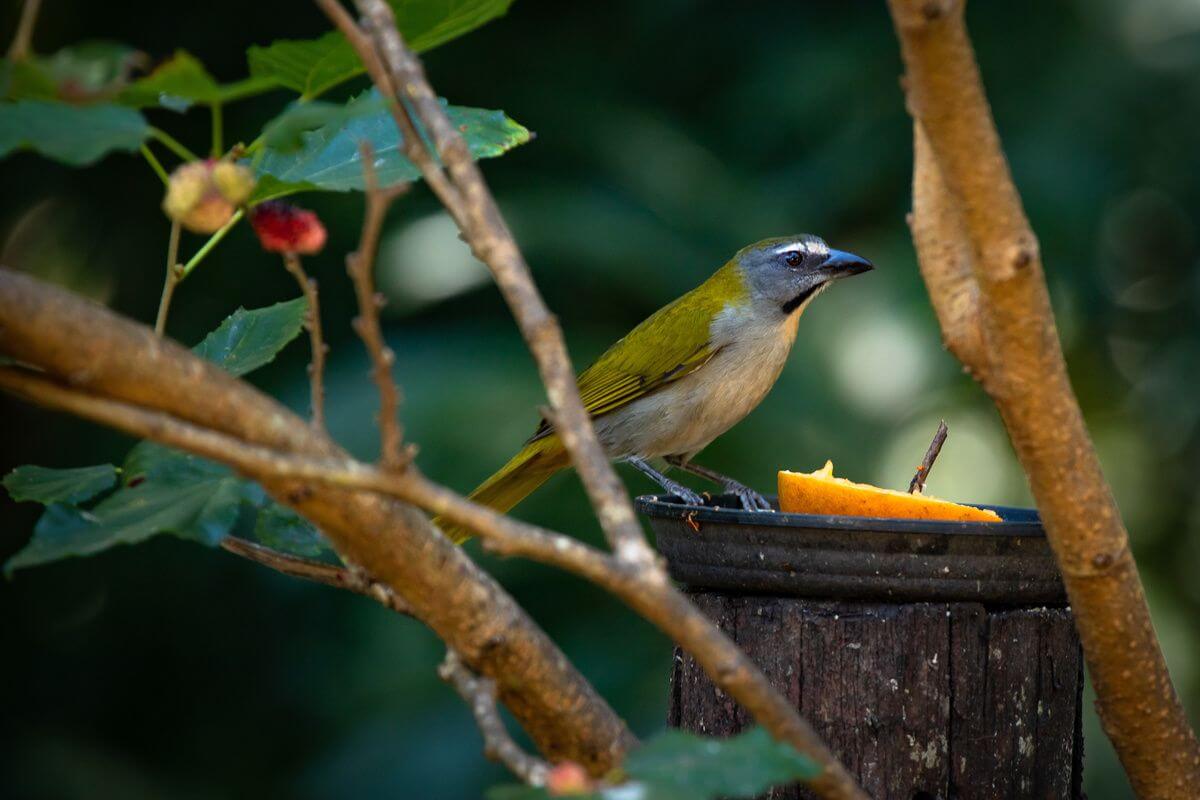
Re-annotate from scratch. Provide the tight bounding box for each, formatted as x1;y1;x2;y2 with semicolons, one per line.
665;456;773;512
626;456;706;506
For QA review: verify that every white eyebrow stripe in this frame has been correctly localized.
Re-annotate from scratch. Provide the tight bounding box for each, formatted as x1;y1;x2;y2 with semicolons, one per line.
771;239;829;256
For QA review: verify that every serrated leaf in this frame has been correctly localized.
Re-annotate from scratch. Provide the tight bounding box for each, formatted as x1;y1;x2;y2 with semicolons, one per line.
4;464;119;505
259;95;384;153
0;101;150;165
3;42;144;103
247;0;513;99
254;90;530;193
486;728;819;800
4;445;251;574
247;31;361;101
192;296;308;377
117;50;221;111
253;503;332;558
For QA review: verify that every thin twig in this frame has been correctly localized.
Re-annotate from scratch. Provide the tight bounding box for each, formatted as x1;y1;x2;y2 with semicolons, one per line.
348;142;410;469
154;221;183;336
440;650;551;786
6;0;42;61
336;0;653;568
281;253;327;433
220;537;412;616
908;419;948;494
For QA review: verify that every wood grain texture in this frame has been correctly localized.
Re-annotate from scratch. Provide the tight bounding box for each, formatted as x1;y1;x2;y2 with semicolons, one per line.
670;594;1083;799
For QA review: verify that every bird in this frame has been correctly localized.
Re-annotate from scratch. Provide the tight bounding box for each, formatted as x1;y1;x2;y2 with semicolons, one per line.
437;234;872;543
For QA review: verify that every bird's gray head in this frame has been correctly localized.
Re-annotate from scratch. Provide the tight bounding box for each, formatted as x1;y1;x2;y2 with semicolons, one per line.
734;234;873;316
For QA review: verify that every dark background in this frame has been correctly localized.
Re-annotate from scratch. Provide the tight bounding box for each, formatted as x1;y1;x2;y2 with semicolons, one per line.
2;1;1198;798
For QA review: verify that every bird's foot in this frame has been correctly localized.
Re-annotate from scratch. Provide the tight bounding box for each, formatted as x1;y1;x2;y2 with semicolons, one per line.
658;478;706;506
724;481;773;512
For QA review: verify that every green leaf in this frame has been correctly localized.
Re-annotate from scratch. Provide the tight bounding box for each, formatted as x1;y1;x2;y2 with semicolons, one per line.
3;42;144;103
486;728;819;800
247;31;362;101
253;503;331;558
246;0;514;99
4;465;119;505
4;444;251;574
623;728;820;799
191;297;308;377
259;94;384;153
254;90;531;193
117;50;222;111
0;101;150;165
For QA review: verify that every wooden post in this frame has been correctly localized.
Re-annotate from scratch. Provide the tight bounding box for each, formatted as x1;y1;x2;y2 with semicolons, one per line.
641;496;1085;799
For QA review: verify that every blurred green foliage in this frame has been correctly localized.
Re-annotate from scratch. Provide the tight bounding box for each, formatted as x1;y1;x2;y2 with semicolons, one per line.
1;1;1197;798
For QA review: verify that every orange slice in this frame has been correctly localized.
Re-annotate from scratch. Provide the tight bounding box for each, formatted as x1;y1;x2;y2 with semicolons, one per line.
778;461;1001;523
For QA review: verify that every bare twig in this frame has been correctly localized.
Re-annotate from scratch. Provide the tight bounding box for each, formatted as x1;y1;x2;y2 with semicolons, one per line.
888;0;1200;793
220;537;412;616
349;143;410;469
331;0;653;567
440;650;551;786
6;0;42;61
908;419;948;494
281;253;327;432
154;221;182;336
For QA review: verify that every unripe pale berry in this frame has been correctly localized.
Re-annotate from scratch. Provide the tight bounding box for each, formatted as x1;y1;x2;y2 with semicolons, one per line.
162;159;256;234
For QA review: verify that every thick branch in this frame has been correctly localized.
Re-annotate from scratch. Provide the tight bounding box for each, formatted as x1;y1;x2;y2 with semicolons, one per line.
888;1;1200;794
0;268;634;774
0;329;864;799
909;125;986;372
440;650;551;786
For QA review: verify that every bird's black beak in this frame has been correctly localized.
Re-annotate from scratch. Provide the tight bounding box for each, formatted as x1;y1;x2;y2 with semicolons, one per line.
821;249;874;278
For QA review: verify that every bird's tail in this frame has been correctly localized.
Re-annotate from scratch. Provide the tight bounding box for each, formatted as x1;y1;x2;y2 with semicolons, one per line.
435;435;570;544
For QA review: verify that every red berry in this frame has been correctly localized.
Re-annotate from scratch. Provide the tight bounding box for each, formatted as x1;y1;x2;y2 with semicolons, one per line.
250;201;327;255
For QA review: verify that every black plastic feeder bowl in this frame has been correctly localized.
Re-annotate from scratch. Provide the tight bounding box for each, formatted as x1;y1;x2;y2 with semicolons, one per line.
635;494;1066;605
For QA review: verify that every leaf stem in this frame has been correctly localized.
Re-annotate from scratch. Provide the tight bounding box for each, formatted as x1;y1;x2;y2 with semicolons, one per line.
178;209;244;281
154;221;183;336
140;144;170;186
148;127;200;163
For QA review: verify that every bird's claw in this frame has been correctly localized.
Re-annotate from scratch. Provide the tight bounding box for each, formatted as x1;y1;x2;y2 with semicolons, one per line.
727;482;772;512
662;479;705;506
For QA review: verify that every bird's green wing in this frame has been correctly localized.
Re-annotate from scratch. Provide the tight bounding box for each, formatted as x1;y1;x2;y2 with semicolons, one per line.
530;266;742;441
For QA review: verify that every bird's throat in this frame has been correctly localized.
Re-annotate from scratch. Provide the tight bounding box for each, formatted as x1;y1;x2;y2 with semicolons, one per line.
780;284;823;315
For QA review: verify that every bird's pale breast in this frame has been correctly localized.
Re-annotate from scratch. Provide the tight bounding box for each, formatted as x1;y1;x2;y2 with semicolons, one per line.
593;300;801;460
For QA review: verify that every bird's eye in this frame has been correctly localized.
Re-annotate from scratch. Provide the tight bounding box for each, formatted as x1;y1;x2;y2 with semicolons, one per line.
784;251;804;268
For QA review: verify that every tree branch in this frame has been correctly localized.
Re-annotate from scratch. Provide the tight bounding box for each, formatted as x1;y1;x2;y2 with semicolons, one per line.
909;124;986;372
440;650;552;786
331;0;653;567
6;0;42;61
907;419;947;494
219;536;413;616
154;220;182;336
0;267;635;775
281;253;327;432
0;315;864;799
887;1;1200;793
349;144;411;469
